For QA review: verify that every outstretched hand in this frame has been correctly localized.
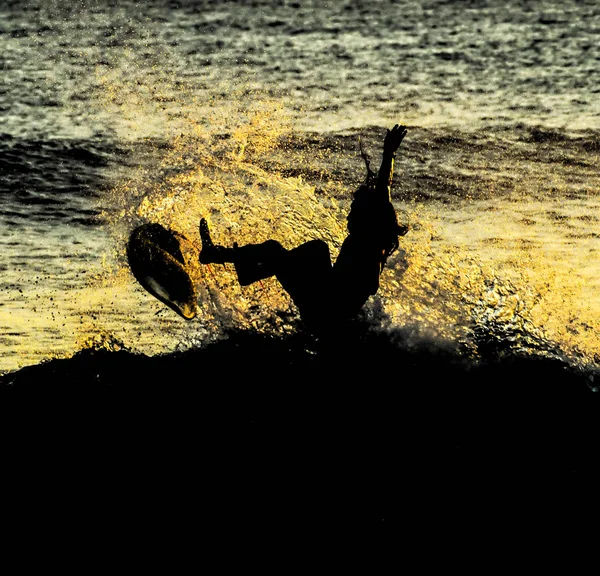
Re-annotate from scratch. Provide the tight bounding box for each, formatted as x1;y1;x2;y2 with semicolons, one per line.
383;124;408;154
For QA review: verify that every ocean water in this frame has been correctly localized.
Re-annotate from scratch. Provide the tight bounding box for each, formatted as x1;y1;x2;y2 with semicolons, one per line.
1;0;599;379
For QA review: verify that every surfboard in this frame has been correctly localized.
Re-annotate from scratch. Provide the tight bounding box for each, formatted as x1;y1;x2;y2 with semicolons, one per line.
127;223;197;320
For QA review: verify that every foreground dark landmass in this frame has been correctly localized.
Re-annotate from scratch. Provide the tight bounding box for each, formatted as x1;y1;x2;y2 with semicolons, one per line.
2;326;598;536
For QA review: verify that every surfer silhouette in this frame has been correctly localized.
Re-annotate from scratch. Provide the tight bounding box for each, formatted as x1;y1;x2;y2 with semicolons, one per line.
198;124;409;332
127;124;409;331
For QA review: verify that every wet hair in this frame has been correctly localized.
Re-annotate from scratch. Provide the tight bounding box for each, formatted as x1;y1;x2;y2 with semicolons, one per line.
346;139;403;262
347;186;401;260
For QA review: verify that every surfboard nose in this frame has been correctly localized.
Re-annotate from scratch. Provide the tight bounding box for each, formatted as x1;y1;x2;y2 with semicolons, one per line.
173;298;197;320
127;224;197;320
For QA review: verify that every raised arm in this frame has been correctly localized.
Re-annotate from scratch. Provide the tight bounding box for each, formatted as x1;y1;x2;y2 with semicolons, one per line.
376;124;407;201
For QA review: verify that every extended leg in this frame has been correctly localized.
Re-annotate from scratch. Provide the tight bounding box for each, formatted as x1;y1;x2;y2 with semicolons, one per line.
199;218;285;285
199;218;334;329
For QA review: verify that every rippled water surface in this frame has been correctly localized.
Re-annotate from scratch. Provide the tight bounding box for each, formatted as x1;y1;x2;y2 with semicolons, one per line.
1;0;599;376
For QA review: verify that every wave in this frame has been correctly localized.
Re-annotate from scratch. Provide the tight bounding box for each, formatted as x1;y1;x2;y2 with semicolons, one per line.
2;321;598;527
0;134;128;225
3;317;598;388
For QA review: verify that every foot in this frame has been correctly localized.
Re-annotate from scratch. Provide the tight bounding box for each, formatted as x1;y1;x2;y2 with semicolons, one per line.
199;218;214;248
199;218;233;264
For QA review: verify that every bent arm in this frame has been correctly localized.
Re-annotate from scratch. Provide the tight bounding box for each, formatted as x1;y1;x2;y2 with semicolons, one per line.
376;124;407;201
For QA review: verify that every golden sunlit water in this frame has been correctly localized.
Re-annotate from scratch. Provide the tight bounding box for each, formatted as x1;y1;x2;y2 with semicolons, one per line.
1;0;598;377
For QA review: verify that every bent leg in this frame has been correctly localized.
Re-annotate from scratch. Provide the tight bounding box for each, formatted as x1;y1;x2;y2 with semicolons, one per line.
235;239;334;329
233;240;287;286
275;239;333;329
199;218;286;285
275;239;332;303
199;218;335;328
